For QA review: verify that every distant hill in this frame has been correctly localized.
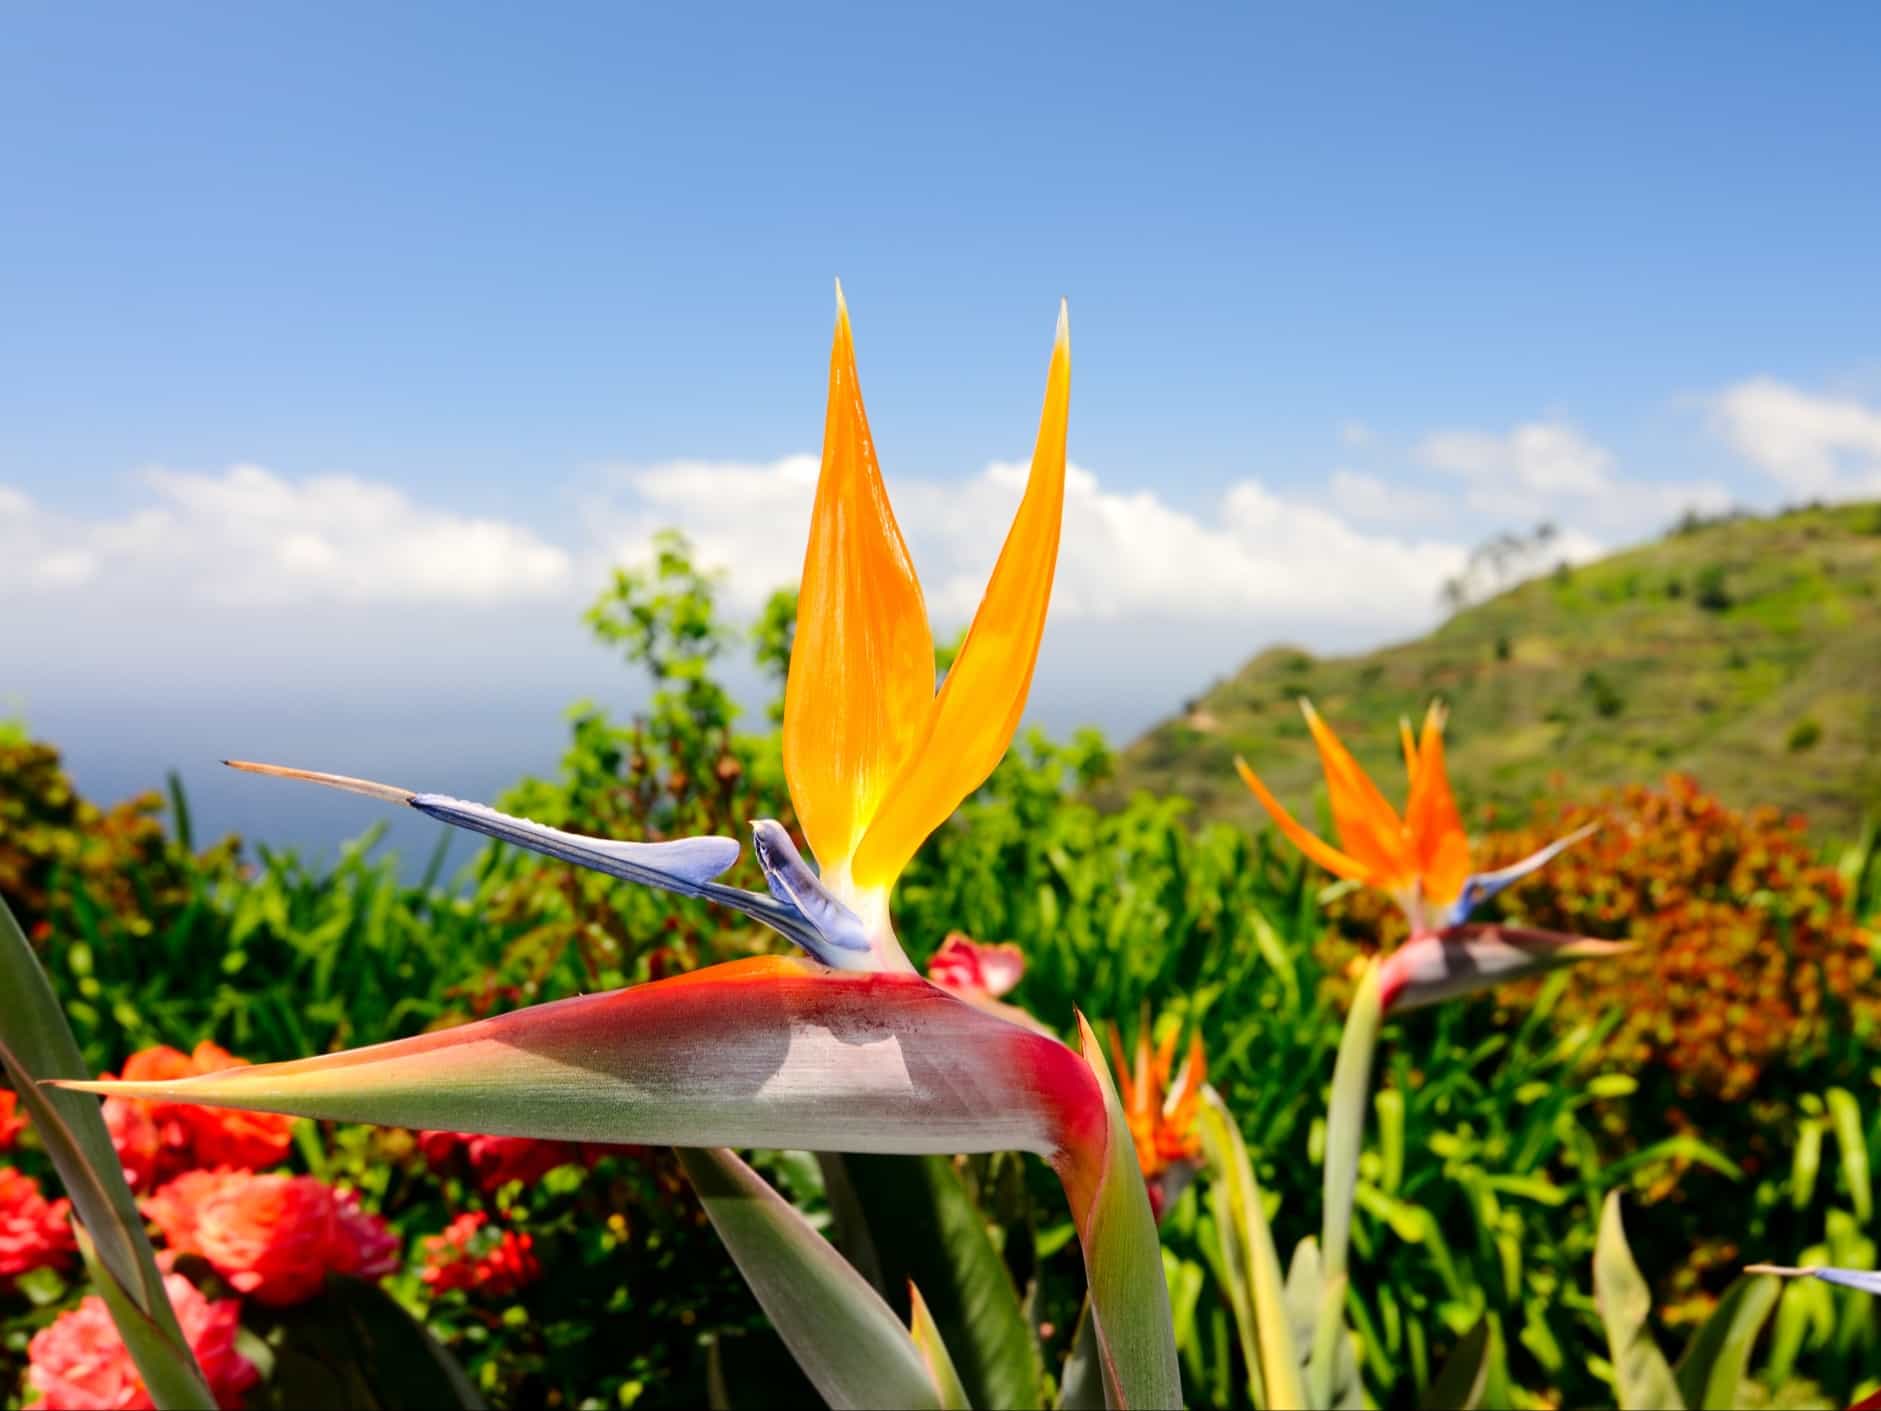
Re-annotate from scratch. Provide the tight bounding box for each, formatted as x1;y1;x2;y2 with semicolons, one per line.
1106;501;1881;839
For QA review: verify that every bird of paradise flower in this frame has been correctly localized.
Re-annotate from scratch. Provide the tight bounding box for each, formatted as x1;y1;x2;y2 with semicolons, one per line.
55;286;1183;1409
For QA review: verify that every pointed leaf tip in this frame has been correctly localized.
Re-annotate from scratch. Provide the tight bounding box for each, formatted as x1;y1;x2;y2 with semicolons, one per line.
1379;924;1632;1013
223;760;416;805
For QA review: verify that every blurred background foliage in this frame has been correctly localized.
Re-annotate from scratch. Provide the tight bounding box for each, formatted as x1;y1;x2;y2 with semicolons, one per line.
4;530;1879;1410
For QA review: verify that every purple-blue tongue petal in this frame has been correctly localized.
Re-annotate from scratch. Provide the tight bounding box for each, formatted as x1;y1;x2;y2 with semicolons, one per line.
1444;821;1600;924
410;793;874;969
751;820;869;955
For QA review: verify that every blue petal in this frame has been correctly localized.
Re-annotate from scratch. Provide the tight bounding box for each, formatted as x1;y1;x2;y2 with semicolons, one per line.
408;793;874;971
1443;822;1600;925
750;820;870;954
1811;1267;1881;1296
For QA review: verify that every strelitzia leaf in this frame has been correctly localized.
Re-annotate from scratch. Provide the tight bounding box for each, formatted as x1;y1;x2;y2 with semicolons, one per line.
0;894;216;1411
1378;925;1633;1013
676;1146;942;1411
836;1154;1046;1410
56;958;1179;1407
1595;1192;1685;1411
1311;959;1380;1408
909;1283;972;1411
1197;1086;1302;1410
1056;1303;1104;1411
75;1230;221;1411
1067;1015;1182;1411
1418;1316;1491;1411
1672;1273;1779;1410
55;958;1093;1157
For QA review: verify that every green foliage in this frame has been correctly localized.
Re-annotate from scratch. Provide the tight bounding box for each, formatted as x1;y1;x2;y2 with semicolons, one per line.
8;530;1881;1410
1111;499;1881;839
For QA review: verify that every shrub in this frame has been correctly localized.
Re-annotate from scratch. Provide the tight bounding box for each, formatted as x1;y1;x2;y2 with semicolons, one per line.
1788;717;1823;752
1695;562;1733;612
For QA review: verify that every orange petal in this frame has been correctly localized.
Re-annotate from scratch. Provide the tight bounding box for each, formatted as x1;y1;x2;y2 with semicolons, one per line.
783;284;937;869
1406;702;1469;905
1399;716;1419;781
1299;701;1413;881
1234;757;1375;884
850;302;1070;889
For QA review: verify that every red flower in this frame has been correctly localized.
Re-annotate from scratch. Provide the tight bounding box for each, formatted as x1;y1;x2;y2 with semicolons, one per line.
26;1270;257;1410
420;1211;541;1298
0;1164;75;1281
143;1169;398;1306
417;1130;588;1192
926;932;1025;999
102;1043;295;1187
0;1089;24;1150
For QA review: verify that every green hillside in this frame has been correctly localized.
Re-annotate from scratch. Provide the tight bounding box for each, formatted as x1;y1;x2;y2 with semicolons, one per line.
1107;500;1881;837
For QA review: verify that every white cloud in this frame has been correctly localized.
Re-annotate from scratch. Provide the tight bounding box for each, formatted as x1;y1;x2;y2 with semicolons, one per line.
1709;378;1881;499
1415;418;1731;532
594;454;1470;637
1327;468;1450;527
3;464;573;604
1337;420;1374;448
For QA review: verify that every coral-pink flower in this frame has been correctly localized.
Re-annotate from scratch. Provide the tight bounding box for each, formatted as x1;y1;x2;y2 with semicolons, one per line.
0;1164;75;1281
102;1043;296;1189
926;932;1026;998
417;1129;588;1192
0;1089;24;1150
143;1169;398;1306
420;1211;541;1298
26;1271;258;1410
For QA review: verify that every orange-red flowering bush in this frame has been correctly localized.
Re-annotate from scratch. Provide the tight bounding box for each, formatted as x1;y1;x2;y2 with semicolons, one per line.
102;1043;296;1189
418;1128;594;1192
0;1089;22;1150
1328;774;1876;1100
142;1168;398;1306
0;1165;74;1282
1483;774;1875;1100
25;1270;257;1411
420;1211;541;1298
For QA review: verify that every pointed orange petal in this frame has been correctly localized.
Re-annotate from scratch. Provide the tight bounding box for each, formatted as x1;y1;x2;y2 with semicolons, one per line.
850;303;1070;890
1234;757;1375;884
1107;1023;1137;1112
783;285;937;869
1399;717;1419;781
1406;702;1469;905
1299;701;1413;880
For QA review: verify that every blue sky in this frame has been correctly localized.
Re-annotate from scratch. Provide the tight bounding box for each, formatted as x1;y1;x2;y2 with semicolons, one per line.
5;3;1881;856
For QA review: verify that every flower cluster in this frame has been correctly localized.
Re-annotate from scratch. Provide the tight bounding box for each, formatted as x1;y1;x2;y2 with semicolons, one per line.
420;1211;541;1298
417;1128;600;1192
26;1271;258;1411
0;1089;22;1149
142;1167;399;1306
102;1042;296;1189
1108;1015;1206;1221
0;1164;74;1283
1474;774;1875;1100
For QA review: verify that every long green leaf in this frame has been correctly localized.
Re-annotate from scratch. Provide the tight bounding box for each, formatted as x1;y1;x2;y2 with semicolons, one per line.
1311;959;1380;1407
910;1283;972;1411
1594;1192;1684;1411
836;1153;1046;1410
253;1275;487;1410
1419;1317;1491;1411
0;894;215;1410
1673;1274;1778;1410
677;1146;943;1411
1827;1087;1872;1223
1067;1015;1182;1410
1056;1301;1105;1411
1197;1086;1302;1409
